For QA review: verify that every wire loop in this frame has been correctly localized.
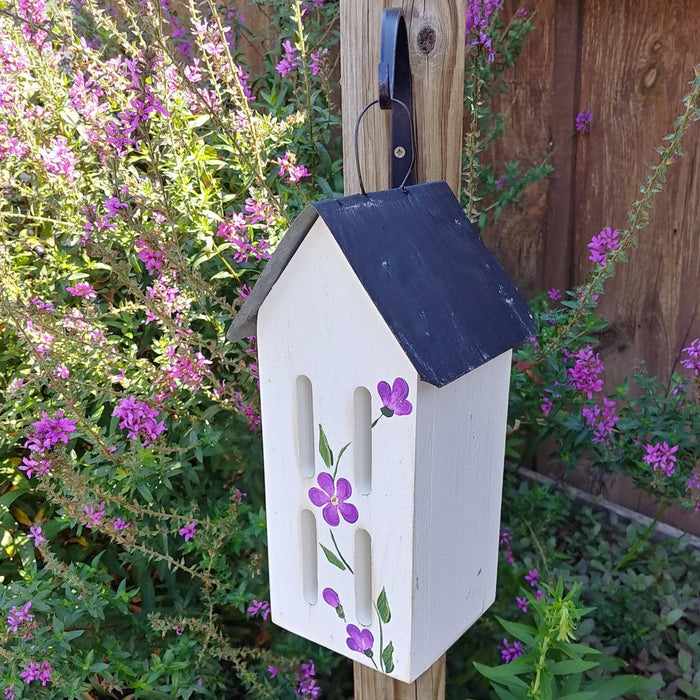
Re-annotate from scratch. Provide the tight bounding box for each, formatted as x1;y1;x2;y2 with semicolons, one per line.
353;98;415;196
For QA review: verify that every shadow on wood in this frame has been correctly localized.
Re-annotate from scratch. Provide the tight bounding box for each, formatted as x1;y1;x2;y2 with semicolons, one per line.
353;655;446;700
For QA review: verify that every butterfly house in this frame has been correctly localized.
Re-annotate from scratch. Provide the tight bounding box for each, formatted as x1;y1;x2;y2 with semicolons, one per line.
227;181;536;682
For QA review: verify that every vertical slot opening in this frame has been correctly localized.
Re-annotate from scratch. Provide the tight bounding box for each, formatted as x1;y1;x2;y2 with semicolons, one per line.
354;387;372;495
354;528;372;625
301;509;318;604
296;375;314;478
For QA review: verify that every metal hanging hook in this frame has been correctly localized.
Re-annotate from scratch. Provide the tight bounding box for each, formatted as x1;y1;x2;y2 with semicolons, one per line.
353;8;416;195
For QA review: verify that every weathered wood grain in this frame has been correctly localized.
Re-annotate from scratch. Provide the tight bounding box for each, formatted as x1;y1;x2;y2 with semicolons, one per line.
574;0;700;387
479;0;557;296
340;0;466;196
353;653;446;700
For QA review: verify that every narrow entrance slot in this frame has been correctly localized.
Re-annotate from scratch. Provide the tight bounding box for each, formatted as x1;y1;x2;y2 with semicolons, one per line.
301;509;318;604
354;387;372;495
354;528;372;625
296;375;315;478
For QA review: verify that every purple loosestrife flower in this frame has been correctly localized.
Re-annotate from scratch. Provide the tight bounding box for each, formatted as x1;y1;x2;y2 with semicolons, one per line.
19;660;52;686
178;521;196;541
500;638;523;663
268;666;278;678
681;338;700;376
565;346;604;398
113;396;166;444
28;524;46;545
113;518;131;530
19;456;51;478
4;684;14;699
38;136;78;180
247;599;270;620
643;441;679;477
470;31;495;62
216;213;247;242
346;625;374;654
582;397;619;444
575;109;592;133
309;48;328;76
66;281;96;299
540;395;553;416
378;377;413;416
499;529;513;564
309;473;359;526
104;197;128;217
135;239;166;275
516;596;528;613
7;602;34;632
588;226;620;266
276;40;300;78
276;150;311;184
524;569;539;587
547;288;561;300
84;501;105;529
466;0;501;36
25;411;77;452
296;659;321;698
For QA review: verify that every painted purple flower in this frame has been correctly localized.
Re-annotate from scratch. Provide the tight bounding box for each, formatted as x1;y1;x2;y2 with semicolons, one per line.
308;473;358;527
377;377;413;417
178;522;196;541
346;624;374;654
322;587;340;608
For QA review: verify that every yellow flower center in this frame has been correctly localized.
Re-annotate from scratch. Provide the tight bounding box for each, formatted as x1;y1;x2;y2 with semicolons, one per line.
330;496;338;505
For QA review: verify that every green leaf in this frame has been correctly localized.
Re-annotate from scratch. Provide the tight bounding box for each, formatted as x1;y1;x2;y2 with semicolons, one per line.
549;659;599;675
473;660;531;689
320;544;345;571
319;425;333;468
381;641;394;673
585;675;663;700
377;587;391;624
495;616;537;647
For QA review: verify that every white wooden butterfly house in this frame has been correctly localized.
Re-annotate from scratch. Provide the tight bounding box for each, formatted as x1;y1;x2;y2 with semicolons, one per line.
227;181;536;683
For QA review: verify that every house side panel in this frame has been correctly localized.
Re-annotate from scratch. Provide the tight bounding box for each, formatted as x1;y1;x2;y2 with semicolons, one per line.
410;350;512;679
256;218;418;681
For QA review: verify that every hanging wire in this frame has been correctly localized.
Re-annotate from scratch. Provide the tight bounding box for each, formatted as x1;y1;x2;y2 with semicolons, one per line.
354;98;415;195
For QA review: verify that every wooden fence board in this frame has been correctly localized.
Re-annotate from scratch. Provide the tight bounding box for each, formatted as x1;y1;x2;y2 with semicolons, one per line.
574;0;700;386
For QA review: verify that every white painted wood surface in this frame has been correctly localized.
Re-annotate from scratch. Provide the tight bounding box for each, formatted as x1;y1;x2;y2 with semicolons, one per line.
256;217;512;682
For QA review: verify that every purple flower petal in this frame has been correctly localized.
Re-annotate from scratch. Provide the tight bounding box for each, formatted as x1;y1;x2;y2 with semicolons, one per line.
391;377;409;402
335;477;352;501
308;487;330;507
359;628;374;650
345;624;362;652
377;381;391;406
393;398;413;416
316;471;335;497
322;503;340;527
338;501;359;524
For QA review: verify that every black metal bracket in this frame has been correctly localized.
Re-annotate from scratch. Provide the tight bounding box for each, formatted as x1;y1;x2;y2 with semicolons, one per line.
379;8;415;188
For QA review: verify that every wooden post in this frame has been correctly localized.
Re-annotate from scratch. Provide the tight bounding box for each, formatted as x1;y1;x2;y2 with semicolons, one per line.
340;1;466;695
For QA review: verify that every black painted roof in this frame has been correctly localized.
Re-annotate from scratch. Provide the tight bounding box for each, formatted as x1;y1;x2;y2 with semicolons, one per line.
228;181;536;387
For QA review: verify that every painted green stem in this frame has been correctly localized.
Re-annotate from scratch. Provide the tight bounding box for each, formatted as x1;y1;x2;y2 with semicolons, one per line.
329;529;353;574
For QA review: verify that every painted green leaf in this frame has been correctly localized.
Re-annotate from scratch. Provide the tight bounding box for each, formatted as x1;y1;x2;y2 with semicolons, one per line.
377;587;391;624
381;641;394;673
320;544;345;571
319;425;333;468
